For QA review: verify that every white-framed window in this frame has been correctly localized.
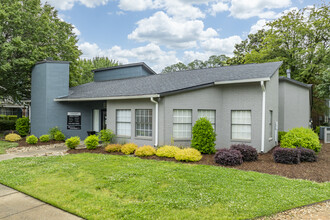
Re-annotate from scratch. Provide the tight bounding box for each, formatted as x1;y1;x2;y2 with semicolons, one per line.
231;110;251;140
173;109;192;139
198;110;216;130
269;110;273;138
116;109;131;136
136;109;152;137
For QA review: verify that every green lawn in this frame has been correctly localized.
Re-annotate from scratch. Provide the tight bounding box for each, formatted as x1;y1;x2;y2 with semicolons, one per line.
0;154;329;220
0;140;18;154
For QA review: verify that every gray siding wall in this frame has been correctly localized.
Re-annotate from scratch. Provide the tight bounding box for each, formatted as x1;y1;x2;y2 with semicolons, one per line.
106;99;156;146
31;61;104;139
264;71;279;152
278;81;310;131
94;66;152;81
161;84;264;151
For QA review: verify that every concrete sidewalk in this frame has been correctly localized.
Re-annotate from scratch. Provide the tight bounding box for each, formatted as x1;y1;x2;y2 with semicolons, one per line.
0;184;82;220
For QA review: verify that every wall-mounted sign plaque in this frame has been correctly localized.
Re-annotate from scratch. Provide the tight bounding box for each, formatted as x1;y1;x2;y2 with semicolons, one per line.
67;112;81;130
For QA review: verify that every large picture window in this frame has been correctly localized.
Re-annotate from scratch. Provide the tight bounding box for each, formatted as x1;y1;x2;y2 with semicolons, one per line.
116;110;131;136
231;110;251;140
135;109;152;137
173;109;192;139
198;110;216;130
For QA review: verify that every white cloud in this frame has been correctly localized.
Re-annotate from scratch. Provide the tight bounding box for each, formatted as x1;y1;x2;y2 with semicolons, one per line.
182;51;213;63
79;42;178;72
128;11;217;49
42;0;109;10
118;0;155;11
210;2;229;16
229;0;292;19
201;35;242;56
249;19;268;34
72;25;81;36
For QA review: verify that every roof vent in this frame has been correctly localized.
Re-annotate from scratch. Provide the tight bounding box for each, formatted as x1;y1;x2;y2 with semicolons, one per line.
286;69;291;78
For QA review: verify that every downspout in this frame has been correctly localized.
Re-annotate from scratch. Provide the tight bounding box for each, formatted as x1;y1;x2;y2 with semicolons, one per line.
260;81;266;153
150;97;159;147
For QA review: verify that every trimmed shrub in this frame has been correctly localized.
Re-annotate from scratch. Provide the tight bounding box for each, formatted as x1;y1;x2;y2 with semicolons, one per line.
54;131;65;141
99;129;115;143
278;131;287;142
39;134;50;142
0;120;16;131
26;135;38;144
214;149;243;166
174;148;202;162
49;126;61;140
135;145;156;157
281;127;321;152
65;136;81;149
230;144;258;162
191;117;216;154
5;133;21;142
105;144;122;152
121;143;138;155
314;126;320;137
273;147;300;164
298;147;317;162
84;135;99;150
156;145;181;158
15;117;30;136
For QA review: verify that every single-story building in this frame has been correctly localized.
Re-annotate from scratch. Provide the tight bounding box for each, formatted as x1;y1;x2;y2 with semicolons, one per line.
30;60;312;152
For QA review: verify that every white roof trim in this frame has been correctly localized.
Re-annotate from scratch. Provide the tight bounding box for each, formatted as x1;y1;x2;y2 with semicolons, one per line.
54;94;160;102
214;77;270;85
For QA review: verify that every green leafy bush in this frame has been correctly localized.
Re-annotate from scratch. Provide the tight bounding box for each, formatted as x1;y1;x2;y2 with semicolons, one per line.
5;133;21;142
26;135;38;144
281;127;321;152
314;126;320;136
135;145;156;157
278;131;287;142
121;143;138;155
105;144;122;152
191;117;216;154
156;145;180;158
54;131;65;141
48;126;61;140
84;135;99;150
65;136;81;149
39;134;50;142
99;129;115;143
15;117;30;136
0;120;16;131
174;148;202;162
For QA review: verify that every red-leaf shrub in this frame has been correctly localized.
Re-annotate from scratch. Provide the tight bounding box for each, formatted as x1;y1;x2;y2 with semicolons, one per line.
214;149;243;166
297;147;317;162
273;147;300;164
230;144;258;162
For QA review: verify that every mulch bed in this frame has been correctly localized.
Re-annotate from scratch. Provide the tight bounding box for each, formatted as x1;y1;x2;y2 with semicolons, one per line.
16;137;64;147
68;142;330;183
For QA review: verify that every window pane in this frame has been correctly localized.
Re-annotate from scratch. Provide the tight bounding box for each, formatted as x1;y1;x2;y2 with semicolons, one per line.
135;109;152;137
231;110;251;140
173;109;192;139
116;110;131;136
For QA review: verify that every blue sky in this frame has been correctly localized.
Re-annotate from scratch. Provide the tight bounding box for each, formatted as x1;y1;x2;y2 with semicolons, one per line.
42;0;318;72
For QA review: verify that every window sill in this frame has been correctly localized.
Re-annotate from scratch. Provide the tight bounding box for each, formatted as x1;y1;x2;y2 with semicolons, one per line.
135;136;152;140
174;138;191;142
231;139;251;143
269;138;273;141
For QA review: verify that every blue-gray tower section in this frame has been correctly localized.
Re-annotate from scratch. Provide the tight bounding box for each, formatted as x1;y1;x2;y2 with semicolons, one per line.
31;61;103;139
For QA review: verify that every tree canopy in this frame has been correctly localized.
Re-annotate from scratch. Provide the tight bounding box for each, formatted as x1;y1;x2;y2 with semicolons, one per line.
161;55;229;73
0;0;81;101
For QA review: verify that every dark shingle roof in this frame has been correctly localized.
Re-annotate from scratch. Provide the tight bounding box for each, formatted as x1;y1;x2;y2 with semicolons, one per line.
279;76;312;88
57;61;282;100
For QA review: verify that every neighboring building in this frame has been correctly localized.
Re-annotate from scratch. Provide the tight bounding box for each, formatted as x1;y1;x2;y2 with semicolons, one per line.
0;99;30;118
30;60;312;152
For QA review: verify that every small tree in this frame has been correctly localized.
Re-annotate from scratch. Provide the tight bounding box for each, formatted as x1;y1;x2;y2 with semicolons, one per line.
191;117;216;154
15;117;30;136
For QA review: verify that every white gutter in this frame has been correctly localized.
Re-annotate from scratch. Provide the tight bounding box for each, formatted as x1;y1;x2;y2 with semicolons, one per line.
54;94;160;102
214;77;270;85
260;81;266;153
150;97;159;147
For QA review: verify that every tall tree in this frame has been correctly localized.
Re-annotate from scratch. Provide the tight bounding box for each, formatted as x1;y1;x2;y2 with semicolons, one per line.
161;55;229;73
74;57;119;85
0;0;81;101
